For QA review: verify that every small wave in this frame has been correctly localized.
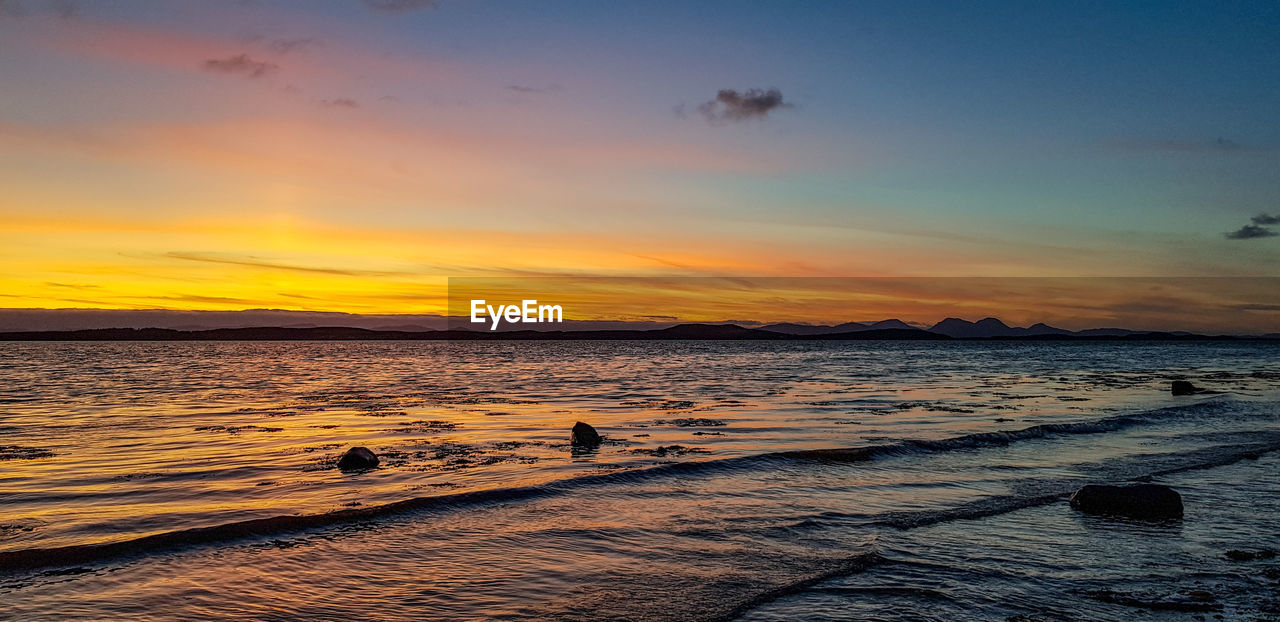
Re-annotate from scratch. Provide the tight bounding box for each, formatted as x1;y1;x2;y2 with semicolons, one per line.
0;484;553;573
0;397;1261;574
874;436;1280;530
0;445;56;461
777;397;1239;463
704;552;887;622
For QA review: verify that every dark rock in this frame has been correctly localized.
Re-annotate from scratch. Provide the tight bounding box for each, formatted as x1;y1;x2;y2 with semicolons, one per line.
656;417;726;427
571;421;602;447
629;445;708;457
1086;589;1221;612
1225;549;1276;562
1069;483;1183;520
337;446;379;471
1171;380;1200;395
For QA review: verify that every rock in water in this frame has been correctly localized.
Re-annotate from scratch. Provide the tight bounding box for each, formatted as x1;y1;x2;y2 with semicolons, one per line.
571;421;602;447
1069;483;1183;519
1224;549;1276;562
1171;380;1199;395
337;446;379;471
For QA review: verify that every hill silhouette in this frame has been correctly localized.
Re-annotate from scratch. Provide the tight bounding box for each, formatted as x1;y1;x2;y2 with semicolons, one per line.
0;323;1268;341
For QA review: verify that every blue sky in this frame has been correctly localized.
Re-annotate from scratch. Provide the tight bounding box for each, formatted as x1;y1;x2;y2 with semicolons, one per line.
0;0;1277;315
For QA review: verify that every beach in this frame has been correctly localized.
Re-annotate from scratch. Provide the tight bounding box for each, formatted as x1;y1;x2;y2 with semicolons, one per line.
2;340;1278;619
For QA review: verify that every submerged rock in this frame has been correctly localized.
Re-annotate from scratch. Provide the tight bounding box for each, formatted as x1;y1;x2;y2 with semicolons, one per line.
1086;589;1221;612
1069;483;1183;520
1171;380;1200;395
1225;549;1276;562
571;421;602;447
337;446;379;471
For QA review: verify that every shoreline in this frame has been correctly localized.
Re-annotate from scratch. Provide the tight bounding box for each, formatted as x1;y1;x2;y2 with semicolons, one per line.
5;405;1275;574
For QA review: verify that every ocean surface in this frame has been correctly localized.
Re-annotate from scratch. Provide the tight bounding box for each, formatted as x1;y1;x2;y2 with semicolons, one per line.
1;340;1278;620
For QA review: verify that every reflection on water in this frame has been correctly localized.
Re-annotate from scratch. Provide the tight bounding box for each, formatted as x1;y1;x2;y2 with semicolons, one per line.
0;341;1278;619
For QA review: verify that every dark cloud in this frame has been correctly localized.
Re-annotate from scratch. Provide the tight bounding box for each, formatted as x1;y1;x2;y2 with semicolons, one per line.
50;0;75;18
1114;137;1246;153
319;97;359;109
1;0;78;18
1224;213;1280;239
696;88;791;123
1207;137;1240;150
1225;224;1278;240
361;0;438;12
202;54;279;78
269;37;321;54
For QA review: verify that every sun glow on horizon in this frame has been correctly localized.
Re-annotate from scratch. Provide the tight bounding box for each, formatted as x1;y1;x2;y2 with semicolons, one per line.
2;2;1278;328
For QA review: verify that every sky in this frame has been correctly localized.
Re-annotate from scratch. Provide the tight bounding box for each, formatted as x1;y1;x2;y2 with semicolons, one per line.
1;0;1278;326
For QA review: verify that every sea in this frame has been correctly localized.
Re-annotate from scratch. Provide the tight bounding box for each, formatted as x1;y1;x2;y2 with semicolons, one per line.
1;340;1278;620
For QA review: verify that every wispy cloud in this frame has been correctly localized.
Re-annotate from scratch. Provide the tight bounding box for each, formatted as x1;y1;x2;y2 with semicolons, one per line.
138;293;267;305
696;88;791;123
361;0;438;13
0;0;78;19
268;37;321;54
506;84;560;94
1114;137;1247;154
202;53;278;78
51;0;75;19
319;97;359;109
163;251;404;277
1251;213;1280;225
44;281;99;289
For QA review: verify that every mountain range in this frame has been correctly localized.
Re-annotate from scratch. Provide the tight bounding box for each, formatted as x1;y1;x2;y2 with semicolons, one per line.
0;309;1271;339
761;317;1143;338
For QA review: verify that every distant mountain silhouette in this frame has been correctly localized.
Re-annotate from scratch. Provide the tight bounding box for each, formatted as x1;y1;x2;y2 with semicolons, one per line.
0;308;450;332
864;319;916;330
1025;322;1072;336
758;322;859;335
0;323;1266;341
930;317;1005;337
649;323;779;339
1074;327;1138;337
0;324;947;341
929;317;1083;338
760;319;916;335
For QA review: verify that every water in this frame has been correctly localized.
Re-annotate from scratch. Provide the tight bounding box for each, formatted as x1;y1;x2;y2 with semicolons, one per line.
1;341;1278;619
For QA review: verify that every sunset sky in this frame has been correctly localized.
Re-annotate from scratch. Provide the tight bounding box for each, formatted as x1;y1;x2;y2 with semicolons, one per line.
2;1;1279;324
